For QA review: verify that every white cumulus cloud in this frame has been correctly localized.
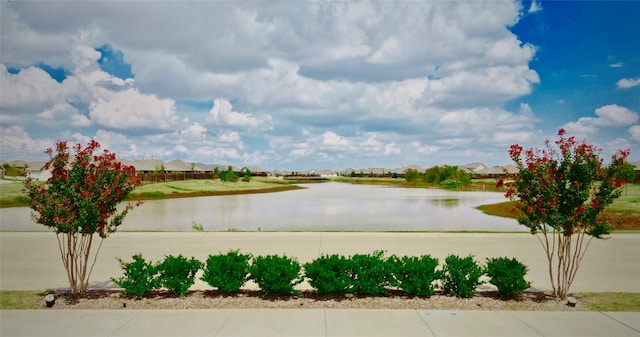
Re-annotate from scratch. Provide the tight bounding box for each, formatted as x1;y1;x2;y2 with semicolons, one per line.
384;143;401;155
1;0;595;169
322;131;351;151
0;126;53;158
207;99;259;127
90;88;179;131
617;78;640;89
562;105;638;137
630;125;640;142
593;105;638;126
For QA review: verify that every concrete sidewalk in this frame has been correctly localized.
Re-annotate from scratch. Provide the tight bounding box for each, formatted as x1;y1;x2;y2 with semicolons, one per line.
2;309;640;337
2;232;640;292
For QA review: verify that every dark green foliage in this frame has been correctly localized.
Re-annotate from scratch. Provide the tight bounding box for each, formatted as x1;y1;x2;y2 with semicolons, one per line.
485;257;531;295
156;255;203;296
304;254;353;294
405;165;471;188
111;254;158;296
442;254;484;298
404;169;422;184
349;250;393;295
201;250;251;293
249;255;303;295
423;166;443;184
242;169;251;182
109;251;536;300
391;255;441;297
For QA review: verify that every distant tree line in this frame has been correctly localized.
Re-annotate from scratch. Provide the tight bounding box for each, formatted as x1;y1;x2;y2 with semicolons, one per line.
212;166;251;183
404;165;471;189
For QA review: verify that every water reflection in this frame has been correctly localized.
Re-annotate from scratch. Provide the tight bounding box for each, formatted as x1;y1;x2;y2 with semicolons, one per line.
427;198;460;208
0;182;524;232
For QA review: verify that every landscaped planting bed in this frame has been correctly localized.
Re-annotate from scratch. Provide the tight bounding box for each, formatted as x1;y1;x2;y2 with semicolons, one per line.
21;250;596;311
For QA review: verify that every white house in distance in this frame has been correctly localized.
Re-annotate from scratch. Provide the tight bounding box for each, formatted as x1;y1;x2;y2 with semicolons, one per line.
2;160;50;181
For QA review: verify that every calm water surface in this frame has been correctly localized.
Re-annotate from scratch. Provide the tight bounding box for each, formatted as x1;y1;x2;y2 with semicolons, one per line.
0;182;524;231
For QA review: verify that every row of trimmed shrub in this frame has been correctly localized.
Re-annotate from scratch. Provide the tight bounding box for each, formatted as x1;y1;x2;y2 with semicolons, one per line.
111;250;530;298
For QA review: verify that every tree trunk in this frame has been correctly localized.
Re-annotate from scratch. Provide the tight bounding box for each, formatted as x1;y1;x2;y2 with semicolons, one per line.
56;232;102;299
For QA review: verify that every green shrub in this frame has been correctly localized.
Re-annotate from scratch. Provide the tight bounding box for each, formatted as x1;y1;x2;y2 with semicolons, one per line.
392;255;441;297
156;255;203;296
485;257;531;295
442;254;484;298
350;250;393;295
249;255;303;295
201;250;251;293
111;254;159;296
304;254;353;294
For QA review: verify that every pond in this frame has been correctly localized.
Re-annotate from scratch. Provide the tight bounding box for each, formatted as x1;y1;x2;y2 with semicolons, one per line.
0;182;524;231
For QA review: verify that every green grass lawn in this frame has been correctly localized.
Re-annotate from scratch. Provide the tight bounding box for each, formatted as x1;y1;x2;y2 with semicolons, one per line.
606;183;640;214
127;177;302;200
575;292;640;311
0;177;301;207
132;177;290;195
0;180;25;197
0;180;28;207
0;290;48;309
479;183;640;215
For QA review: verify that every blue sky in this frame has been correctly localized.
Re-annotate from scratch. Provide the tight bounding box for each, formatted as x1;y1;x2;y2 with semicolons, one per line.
1;0;639;171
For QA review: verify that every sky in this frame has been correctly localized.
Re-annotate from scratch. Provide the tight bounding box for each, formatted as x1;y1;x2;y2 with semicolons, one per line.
1;0;639;171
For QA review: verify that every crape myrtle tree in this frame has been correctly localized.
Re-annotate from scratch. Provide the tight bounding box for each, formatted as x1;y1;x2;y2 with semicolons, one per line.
24;140;142;298
503;129;630;299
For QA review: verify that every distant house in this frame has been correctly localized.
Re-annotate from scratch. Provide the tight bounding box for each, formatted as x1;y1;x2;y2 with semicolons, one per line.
502;165;519;174
629;160;640;183
130;159;220;182
167;159;204;172
131;159;166;174
474;165;518;178
242;166;269;176
9;160;50;181
360;167;388;177
193;163;216;174
317;169;336;177
272;170;291;177
463;162;487;174
403;164;423;172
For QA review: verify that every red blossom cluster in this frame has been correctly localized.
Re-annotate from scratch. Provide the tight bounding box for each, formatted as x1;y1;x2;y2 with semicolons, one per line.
504;129;630;237
25;140;142;238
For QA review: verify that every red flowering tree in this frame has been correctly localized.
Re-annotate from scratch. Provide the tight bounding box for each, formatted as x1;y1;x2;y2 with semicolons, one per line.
505;129;630;298
24;140;142;297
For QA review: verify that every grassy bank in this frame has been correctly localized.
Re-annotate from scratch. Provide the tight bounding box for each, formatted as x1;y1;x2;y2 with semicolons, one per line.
0;178;303;208
574;292;640;311
333;177;506;192
127;178;303;201
477;183;640;231
0;180;27;208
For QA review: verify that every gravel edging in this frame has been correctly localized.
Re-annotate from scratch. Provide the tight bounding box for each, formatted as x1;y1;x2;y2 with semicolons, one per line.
41;289;587;311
